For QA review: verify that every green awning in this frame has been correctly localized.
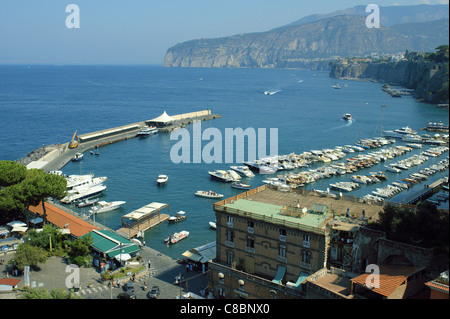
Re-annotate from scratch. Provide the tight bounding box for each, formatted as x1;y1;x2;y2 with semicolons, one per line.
293;272;309;290
272;266;286;284
106;245;141;258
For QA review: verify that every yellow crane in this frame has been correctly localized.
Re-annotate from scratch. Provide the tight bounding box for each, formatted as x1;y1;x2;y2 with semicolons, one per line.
69;131;79;149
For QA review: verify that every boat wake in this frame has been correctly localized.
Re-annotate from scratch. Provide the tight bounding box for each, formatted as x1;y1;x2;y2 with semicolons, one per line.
325;120;353;132
264;89;281;95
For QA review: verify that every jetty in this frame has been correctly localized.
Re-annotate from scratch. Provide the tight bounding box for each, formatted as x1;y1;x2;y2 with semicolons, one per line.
25;109;221;172
116;202;170;239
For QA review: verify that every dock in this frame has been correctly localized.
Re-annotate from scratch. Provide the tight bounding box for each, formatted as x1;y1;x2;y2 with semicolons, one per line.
25;109;221;172
395;177;447;205
116;202;170;239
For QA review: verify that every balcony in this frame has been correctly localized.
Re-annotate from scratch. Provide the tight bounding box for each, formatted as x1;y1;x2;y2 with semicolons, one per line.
299;261;312;270
279;234;287;242
226;222;234;229
225;241;235;248
277;255;288;263
303;241;310;248
245;246;255;254
247;226;254;234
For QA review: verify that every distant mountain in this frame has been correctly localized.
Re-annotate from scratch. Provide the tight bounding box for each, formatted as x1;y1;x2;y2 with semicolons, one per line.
285;4;449;28
163;12;449;68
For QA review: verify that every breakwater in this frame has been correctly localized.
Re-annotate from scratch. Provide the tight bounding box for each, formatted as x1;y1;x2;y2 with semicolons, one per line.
23;109;221;172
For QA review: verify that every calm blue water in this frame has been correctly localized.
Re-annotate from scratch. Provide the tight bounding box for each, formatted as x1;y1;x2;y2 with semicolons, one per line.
0;65;448;258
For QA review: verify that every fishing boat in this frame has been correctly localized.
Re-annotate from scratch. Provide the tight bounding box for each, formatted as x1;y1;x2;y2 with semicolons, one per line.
89;200;126;214
195;190;224;199
156;175;168;185
165;231;189;245
342;113;353;121
168;211;187;223
231;181;251;190
71;152;84;162
76;198;99;208
230;165;255;177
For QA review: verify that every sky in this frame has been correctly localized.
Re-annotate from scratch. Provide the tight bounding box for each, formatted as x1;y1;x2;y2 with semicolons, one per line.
0;0;448;65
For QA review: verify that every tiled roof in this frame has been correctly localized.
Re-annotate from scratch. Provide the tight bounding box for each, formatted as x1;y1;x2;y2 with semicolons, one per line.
28;202;99;238
425;281;449;293
0;278;20;287
351;265;423;297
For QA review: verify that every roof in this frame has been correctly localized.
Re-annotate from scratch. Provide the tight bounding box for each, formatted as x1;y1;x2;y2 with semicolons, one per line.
351;265;423;297
182;242;216;263
425;281;449;293
0;279;20;287
28;202;99;238
150;111;175;123
122;202;168;220
84;229;140;258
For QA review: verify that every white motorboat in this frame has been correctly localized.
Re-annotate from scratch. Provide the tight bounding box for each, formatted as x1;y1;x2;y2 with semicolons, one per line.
71;152;84;162
209;221;217;230
61;185;107;204
331;84;341;89
209;170;235;182
407;143;423;149
156;175;168;185
76;198;99;208
231;181;251;190
137;126;158;136
89;200;126;214
195;190;224;199
227;170;242;181
168;211;187;223
259;165;277;174
165;231;189;244
67;176;107;194
385;165;401;173
65;174;95;190
401;135;422;143
230;165;255;177
342;113;353;121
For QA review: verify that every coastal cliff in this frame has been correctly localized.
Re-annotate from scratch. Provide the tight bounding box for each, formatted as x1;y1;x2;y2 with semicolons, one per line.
163;13;449;69
330;59;449;104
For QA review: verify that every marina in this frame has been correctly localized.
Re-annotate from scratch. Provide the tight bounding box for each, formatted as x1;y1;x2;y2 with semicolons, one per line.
3;66;449;260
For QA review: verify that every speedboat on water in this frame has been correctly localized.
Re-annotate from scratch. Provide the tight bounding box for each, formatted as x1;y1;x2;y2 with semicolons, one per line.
156;175;168;185
165;231;189;245
208;170;235;182
195;190;224;199
230;165;255;177
89;200;126;214
168;211;187;223
71;152;84;162
231;181;251;190
209;221;217;230
76;198;99;208
342;113;353;121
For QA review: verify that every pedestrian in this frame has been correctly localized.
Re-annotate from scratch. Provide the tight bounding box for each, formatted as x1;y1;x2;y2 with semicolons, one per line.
148;260;151;269
190;263;193;271
346;208;350;217
186;263;190;272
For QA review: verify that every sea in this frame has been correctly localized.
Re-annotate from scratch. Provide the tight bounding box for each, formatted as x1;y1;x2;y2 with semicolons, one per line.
0;65;448;259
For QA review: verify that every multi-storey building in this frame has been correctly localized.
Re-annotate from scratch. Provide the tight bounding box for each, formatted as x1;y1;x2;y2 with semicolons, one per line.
207;185;383;299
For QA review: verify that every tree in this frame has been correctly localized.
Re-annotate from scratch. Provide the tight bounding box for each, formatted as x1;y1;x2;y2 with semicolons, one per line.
9;243;47;271
0;161;27;187
67;234;93;267
19;287;82;299
20;169;67;224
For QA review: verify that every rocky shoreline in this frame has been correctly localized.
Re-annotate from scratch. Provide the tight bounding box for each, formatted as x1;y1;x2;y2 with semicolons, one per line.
15;144;60;166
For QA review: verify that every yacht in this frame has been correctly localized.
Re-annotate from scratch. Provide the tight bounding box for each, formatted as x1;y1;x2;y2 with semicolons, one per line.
342;113;353;121
89;200;126;214
208;170;235;182
230;165;255;177
67;176;107;194
401;135;422;143
137;126;158;136
65;174;95;190
61;185;107;204
383;126;417;138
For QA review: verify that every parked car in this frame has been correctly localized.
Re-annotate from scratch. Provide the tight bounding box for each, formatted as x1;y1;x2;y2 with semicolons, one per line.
123;281;134;292
117;292;136;299
147;286;160;299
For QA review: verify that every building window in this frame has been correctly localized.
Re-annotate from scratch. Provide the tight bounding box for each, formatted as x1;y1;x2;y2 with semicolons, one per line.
227;250;234;266
303;234;311;248
246;236;255;253
277;244;287;262
302;250;311;264
279;228;287;242
227;216;234;228
226;230;234;242
247;221;254;234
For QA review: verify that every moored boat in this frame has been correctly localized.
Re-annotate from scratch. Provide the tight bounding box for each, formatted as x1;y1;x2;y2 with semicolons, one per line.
89;200;126;214
156;175;168;185
195;190;224;199
165;231;189;244
169;211;187;223
231;181;251;190
71;152;84;162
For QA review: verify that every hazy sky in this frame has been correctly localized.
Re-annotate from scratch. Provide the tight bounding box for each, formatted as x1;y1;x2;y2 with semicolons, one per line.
0;0;448;64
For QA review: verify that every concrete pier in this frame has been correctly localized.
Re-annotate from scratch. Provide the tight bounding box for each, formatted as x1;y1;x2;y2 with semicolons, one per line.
24;109;221;172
